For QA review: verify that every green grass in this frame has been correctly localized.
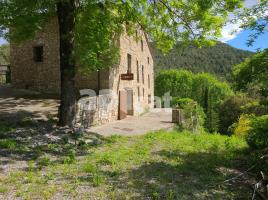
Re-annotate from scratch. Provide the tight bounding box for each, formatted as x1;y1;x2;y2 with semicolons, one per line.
0;130;254;199
0;139;17;149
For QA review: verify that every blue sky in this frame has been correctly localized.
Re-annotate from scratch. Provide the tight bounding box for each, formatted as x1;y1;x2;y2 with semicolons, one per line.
226;30;268;52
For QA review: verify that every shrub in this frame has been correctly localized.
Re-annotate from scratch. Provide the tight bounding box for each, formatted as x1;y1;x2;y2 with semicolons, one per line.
233;114;252;138
246;115;268;149
156;70;233;132
192;73;233;132
171;97;193;108
219;94;251;135
155;70;193;98
172;98;206;133
242;101;268;116
219;94;268;135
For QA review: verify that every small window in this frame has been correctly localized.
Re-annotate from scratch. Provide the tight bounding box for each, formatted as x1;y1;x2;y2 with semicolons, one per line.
33;46;44;62
143;88;145;99
136;60;139;83
148;95;151;104
142;65;144;84
147;57;150;64
127;54;132;73
141;40;144;51
138;87;140;101
148;74;150;89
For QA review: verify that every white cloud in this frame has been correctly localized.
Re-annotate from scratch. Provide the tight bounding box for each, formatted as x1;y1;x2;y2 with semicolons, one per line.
220;22;243;42
219;0;260;42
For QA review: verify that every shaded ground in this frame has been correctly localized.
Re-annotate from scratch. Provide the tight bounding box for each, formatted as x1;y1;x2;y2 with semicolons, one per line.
0;85;59;123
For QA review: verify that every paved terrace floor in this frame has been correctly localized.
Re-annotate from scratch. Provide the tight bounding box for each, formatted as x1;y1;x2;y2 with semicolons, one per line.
88;108;174;136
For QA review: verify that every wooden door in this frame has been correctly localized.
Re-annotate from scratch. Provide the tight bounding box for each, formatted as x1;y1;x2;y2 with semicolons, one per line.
119;90;127;120
127;89;134;115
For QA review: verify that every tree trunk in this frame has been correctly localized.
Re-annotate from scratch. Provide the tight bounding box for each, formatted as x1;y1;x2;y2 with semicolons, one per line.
57;0;77;127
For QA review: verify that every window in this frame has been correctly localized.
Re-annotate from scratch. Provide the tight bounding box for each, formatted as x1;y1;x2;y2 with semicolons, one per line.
143;88;145;99
148;74;150;89
147;57;150;64
148;95;151;104
127;54;131;73
138;87;140;101
33;46;44;62
135;30;138;43
142;65;144;84
141;40;143;51
136;60;139;83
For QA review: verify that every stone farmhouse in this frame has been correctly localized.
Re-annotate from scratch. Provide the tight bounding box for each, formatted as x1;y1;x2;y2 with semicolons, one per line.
10;18;154;126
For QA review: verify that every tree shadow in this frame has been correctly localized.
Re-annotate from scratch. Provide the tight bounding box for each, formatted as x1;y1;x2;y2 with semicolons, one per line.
0;113;109;173
112;149;251;199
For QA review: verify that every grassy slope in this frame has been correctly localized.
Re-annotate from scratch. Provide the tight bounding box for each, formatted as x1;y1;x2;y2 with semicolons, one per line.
0;130;254;200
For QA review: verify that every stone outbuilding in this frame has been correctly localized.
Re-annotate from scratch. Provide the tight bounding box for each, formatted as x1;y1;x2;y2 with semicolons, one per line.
10;18;154;126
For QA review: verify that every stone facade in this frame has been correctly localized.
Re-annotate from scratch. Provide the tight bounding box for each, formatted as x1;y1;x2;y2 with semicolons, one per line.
10;18;154;126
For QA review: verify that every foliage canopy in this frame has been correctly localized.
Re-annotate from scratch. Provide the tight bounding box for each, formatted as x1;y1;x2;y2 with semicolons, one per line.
0;0;244;71
232;49;268;97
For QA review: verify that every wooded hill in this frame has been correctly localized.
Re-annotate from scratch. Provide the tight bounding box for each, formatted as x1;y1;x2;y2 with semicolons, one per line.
152;42;254;79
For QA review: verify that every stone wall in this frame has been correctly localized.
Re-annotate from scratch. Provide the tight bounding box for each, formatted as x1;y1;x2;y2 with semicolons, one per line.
76;92;118;127
109;29;155;116
10;17;108;94
10;18;61;94
10;18;155;125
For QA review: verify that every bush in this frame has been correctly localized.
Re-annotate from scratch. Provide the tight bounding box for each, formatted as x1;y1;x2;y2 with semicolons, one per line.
171;97;193;108
219;94;251;135
192;73;233;132
219;95;268;135
156;70;233;132
246;115;268;149
242;101;268;116
233;114;252;138
155;70;193;98
172;98;206;133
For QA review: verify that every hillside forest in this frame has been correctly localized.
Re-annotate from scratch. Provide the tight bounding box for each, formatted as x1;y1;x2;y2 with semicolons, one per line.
153;42;253;80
